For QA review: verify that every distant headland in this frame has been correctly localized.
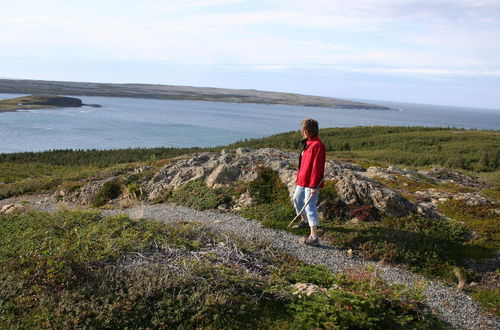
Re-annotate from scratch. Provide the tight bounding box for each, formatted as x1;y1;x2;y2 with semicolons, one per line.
0;94;100;112
0;78;392;110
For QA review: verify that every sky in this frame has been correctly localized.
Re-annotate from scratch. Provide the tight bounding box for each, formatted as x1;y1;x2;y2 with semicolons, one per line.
1;0;499;109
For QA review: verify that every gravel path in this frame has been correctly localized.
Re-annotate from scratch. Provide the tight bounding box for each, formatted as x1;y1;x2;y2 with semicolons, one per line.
2;194;498;329
101;203;499;330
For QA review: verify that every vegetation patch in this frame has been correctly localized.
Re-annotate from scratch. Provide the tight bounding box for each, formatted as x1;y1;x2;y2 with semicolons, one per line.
320;215;476;281
169;180;234;210
438;199;499;253
241;166;296;229
0;210;444;328
91;179;123;207
469;288;500;317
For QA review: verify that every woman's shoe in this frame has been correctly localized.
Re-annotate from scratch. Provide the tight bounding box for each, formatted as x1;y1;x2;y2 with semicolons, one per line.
303;236;320;246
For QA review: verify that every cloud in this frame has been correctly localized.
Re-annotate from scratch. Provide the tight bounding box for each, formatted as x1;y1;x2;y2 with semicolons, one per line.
0;0;499;80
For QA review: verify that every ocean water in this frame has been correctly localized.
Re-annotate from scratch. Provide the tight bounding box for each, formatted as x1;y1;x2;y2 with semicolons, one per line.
0;93;499;154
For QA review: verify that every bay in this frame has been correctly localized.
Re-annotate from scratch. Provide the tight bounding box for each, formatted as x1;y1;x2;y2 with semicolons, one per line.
0;93;499;154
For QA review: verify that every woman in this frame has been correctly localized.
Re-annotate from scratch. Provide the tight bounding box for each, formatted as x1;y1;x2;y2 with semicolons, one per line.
293;118;326;246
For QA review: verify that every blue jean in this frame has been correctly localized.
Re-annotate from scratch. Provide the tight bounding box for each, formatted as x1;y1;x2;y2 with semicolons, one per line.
293;185;320;227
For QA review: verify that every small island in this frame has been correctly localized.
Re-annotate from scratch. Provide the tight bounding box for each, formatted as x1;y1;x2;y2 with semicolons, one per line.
0;94;99;112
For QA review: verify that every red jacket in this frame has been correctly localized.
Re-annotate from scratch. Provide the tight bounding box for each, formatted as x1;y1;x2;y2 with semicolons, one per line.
296;136;326;188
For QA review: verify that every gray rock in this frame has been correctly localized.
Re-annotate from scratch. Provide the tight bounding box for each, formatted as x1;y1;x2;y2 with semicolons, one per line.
335;172;416;217
418;167;486;188
235;147;253;154
206;164;241;187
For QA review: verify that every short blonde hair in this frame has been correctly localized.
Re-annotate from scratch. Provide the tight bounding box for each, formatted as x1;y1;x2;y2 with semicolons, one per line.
301;118;319;137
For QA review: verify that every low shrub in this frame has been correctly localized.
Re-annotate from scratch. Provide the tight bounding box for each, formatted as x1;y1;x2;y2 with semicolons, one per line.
241;202;296;229
169;180;234;210
438;199;499;252
241;166;296;229
246;166;289;204
275;260;444;329
321;215;475;281
91;179;122;207
470;288;500;317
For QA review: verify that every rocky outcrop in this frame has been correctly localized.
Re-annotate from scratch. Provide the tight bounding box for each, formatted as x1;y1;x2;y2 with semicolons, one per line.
144;148;419;219
335;172;416;218
418;167;486;188
55;149;494;221
364;166;420;181
50;148;496;222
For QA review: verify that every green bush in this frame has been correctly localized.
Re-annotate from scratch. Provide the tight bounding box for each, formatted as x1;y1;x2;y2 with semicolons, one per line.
241;202;296;229
91;179;122;207
246;166;289;204
241;166;296;229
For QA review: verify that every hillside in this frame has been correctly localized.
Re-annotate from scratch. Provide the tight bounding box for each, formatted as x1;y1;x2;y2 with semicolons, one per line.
0;126;498;327
0;78;392;110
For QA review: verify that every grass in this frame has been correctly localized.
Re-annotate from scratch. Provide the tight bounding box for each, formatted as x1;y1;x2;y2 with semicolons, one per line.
438;199;499;253
0;95;51;111
168;179;234;210
469;288;500;317
0;209;445;328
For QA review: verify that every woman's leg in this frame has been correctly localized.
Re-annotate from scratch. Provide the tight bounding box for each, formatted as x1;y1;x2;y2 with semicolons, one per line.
304;188;320;236
293;186;308;223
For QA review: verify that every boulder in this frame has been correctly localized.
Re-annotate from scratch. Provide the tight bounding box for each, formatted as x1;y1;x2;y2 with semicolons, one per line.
334;172;416;218
236;147;253;154
206;164;241;187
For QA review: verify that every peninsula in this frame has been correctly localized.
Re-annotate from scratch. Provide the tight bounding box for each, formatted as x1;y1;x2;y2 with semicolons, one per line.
0;94;98;112
0;78;392;110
